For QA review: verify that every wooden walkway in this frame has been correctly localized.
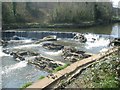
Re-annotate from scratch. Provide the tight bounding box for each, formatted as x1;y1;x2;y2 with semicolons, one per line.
27;46;119;89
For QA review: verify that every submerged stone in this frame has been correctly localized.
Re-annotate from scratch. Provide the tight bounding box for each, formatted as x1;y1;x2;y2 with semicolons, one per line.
28;55;64;72
109;38;120;46
0;40;8;47
42;35;57;41
12;35;21;40
62;47;91;62
42;43;64;50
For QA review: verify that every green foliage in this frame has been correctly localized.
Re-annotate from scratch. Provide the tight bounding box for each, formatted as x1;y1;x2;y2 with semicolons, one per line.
2;3;16;24
2;2;113;28
53;63;70;72
71;53;120;88
99;75;119;88
13;2;17;16
94;2;112;23
38;76;45;80
26;2;44;18
20;82;32;90
16;14;26;23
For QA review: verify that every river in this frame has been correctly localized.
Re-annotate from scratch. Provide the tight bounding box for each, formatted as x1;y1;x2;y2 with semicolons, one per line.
1;23;120;88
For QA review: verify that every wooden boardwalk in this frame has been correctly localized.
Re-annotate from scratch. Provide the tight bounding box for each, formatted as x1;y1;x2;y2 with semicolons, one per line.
27;46;119;89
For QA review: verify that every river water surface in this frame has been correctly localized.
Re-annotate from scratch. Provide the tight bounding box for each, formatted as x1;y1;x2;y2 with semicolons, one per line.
1;23;120;88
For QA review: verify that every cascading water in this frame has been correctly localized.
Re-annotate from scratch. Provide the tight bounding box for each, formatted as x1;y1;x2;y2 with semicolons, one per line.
1;32;110;88
111;23;120;38
85;33;110;49
0;46;10;57
1;23;120;88
2;61;27;75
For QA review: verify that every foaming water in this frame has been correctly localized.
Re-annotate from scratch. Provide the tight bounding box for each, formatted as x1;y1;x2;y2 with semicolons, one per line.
43;50;62;56
111;23;120;38
2;61;27;75
0;46;10;57
85;34;110;49
13;44;40;49
100;48;108;53
2;23;120;88
9;39;33;43
85;33;100;42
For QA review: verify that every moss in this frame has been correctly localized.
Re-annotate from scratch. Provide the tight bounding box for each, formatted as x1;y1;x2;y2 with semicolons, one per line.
38;76;45;80
20;82;32;90
53;63;70;72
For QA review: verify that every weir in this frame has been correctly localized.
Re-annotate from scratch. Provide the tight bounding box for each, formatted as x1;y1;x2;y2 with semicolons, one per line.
2;31;112;41
27;46;120;89
2;31;76;40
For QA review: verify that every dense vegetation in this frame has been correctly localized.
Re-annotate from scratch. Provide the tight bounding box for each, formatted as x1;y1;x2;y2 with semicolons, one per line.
2;2;116;30
66;52;120;88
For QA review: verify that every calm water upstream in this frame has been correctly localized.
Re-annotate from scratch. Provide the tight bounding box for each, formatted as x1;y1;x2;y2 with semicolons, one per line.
1;23;120;88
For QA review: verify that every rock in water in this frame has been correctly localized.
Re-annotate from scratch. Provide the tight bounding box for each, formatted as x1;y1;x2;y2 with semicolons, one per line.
62;47;91;62
42;43;64;50
42;35;57;41
35;35;57;44
0;40;8;47
109;38;120;46
28;55;63;72
12;35;20;40
74;33;87;43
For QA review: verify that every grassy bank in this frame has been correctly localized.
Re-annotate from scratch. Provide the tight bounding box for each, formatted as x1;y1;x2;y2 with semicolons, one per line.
65;52;120;88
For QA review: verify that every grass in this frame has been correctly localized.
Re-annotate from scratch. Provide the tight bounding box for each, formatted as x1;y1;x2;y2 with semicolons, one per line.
64;52;120;88
38;76;45;80
100;75;119;88
20;82;32;90
53;63;70;72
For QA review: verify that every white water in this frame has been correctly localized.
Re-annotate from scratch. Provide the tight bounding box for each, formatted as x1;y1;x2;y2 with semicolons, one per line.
9;39;32;43
44;50;62;56
100;48;108;53
111;24;120;38
13;44;40;49
2;61;27;75
85;33;100;42
85;34;110;49
0;46;10;57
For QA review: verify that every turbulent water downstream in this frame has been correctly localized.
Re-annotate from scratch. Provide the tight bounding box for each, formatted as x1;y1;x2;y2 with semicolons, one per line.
1;23;120;88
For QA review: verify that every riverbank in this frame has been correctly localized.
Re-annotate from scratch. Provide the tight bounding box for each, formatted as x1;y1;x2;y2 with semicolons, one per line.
2;20;120;30
65;51;120;88
27;47;120;89
2;21;96;30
